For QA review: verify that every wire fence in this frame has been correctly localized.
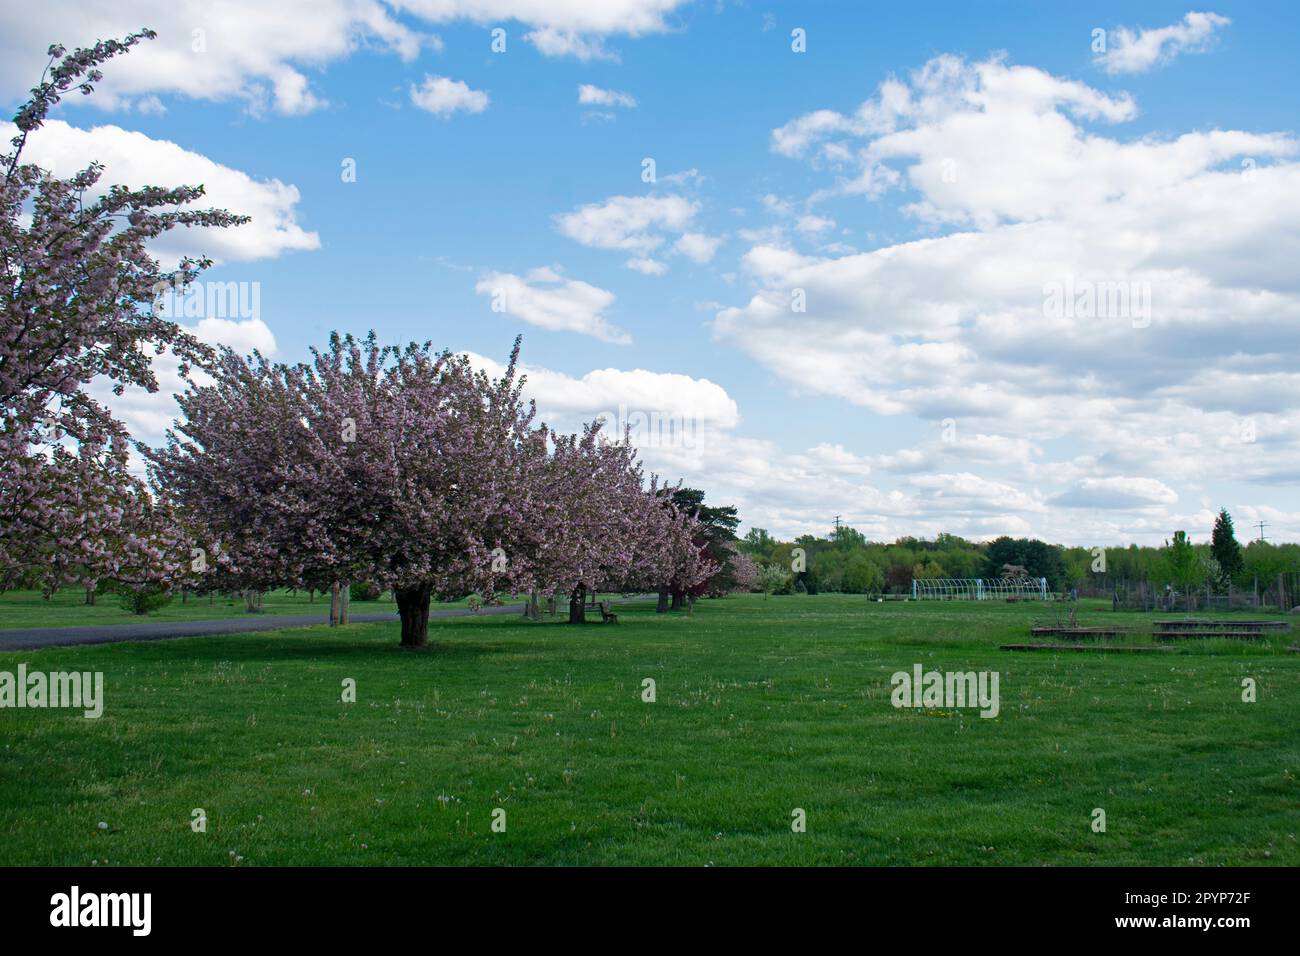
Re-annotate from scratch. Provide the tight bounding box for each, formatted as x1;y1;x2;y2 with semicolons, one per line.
1102;573;1300;612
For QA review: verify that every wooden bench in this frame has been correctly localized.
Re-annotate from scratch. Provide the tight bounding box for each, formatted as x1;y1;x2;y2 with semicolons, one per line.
1002;643;1172;653
1151;619;1288;641
598;601;619;625
1154;619;1289;631
1153;630;1270;641
1030;626;1130;638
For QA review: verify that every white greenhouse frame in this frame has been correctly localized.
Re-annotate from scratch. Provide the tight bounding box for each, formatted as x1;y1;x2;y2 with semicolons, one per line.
911;577;1048;601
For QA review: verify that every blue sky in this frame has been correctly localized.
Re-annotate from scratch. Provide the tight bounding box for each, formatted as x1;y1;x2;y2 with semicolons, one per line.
4;1;1299;545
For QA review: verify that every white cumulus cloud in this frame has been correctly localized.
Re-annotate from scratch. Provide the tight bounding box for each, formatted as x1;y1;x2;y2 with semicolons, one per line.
578;84;637;108
2;119;319;263
1095;11;1231;75
410;75;490;116
475;267;629;344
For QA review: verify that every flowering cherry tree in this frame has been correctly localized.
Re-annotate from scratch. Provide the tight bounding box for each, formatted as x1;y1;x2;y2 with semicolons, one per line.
727;546;761;593
1;31;244;593
150;330;720;642
532;423;649;621
150;334;548;645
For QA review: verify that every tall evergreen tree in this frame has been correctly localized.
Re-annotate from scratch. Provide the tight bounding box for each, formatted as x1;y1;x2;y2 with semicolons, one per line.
1210;509;1243;581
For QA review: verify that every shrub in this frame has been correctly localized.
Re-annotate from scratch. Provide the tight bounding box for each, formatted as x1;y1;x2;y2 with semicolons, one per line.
349;581;384;602
117;586;173;615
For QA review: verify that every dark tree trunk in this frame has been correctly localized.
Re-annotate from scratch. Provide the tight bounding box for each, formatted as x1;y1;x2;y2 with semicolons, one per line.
670;589;685;610
84;586;96;606
396;584;433;647
569;585;587;624
656;587;670;613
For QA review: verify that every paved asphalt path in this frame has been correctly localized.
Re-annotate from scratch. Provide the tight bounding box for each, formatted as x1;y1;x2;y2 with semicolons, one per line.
0;602;532;651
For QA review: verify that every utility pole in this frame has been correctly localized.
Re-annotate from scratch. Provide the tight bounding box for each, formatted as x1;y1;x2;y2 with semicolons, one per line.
834;515;841;535
1256;520;1268;543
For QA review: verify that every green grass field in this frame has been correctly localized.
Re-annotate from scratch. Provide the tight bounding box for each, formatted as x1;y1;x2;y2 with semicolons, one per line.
1;594;1296;866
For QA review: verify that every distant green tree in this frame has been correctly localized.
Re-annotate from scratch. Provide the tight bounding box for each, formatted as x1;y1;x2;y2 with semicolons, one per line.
1242;541;1297;585
1210;509;1243;583
1164;531;1201;596
810;548;846;592
831;525;867;551
983;537;1067;589
741;527;776;560
670;487;740;597
843;553;884;593
758;563;792;597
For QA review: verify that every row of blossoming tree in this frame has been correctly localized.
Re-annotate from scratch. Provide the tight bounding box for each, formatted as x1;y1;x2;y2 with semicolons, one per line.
2;33;718;647
145;334;718;645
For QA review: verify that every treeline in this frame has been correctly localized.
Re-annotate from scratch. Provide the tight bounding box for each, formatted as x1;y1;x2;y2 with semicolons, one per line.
737;512;1300;596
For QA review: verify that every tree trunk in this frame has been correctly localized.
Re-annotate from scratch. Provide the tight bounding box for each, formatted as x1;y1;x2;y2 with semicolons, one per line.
569;585;587;624
339;582;350;625
396;584;433;646
546;595;557;615
84;585;96;606
670;589;684;611
656;587;670;613
330;582;340;626
524;591;541;621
